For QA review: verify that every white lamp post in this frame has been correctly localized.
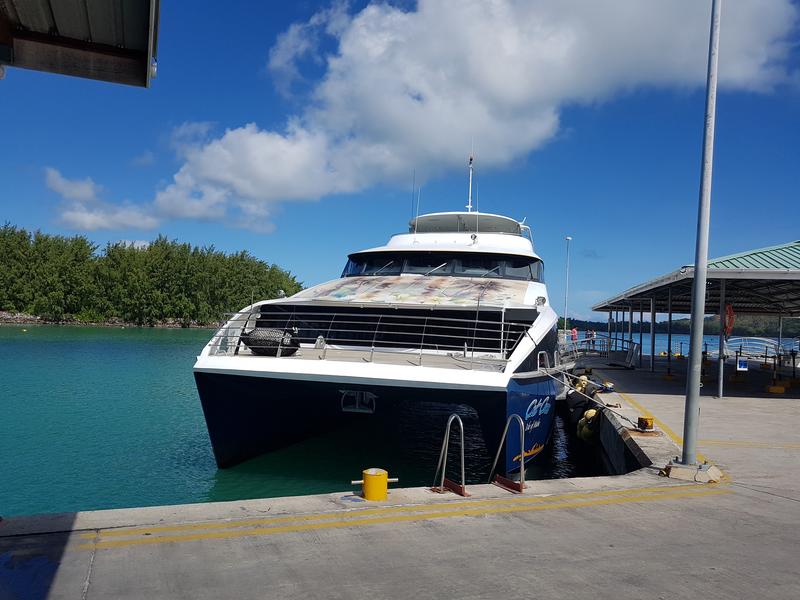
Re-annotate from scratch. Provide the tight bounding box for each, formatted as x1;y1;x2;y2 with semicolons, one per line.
564;236;572;337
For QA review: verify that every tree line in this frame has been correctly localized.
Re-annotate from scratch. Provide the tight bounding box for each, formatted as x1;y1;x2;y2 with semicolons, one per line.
0;224;303;326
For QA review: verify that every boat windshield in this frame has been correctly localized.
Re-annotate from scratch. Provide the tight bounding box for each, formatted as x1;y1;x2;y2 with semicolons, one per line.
342;252;544;282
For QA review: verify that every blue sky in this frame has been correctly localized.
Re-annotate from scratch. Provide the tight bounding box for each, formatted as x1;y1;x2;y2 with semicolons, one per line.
1;1;798;320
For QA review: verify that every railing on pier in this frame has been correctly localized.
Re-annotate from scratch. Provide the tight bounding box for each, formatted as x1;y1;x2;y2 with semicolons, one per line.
206;306;537;371
558;336;611;362
722;336;781;360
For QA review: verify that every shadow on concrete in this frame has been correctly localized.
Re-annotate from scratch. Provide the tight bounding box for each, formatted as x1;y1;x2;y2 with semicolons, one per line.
592;358;800;400
0;512;77;600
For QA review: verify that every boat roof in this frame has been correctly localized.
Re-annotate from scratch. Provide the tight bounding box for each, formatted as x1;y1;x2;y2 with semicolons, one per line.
409;212;524;235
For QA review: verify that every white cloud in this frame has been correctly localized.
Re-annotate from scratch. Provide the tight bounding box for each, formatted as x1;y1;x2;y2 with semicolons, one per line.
45;167;101;202
170;121;215;158
268;1;350;97
45;168;159;231
151;0;797;231
60;203;159;231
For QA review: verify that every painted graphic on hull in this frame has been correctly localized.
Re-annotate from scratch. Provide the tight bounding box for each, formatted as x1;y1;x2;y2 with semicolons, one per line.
505;378;556;473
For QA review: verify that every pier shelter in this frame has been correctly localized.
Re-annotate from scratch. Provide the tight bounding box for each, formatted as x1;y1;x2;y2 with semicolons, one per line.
0;0;159;87
592;240;800;398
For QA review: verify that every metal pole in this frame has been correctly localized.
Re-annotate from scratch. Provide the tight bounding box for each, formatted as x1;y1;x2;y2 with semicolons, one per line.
650;298;656;372
564;236;572;337
682;0;722;467
621;309;626;350
667;287;673;376
607;312;612;350
778;315;783;348
717;279;726;398
639;306;644;368
628;306;633;342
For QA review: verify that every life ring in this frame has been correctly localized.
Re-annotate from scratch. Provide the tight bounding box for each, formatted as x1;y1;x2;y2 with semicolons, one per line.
724;304;735;337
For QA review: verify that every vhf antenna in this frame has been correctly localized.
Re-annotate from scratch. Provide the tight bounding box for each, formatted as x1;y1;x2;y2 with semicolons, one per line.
466;154;474;212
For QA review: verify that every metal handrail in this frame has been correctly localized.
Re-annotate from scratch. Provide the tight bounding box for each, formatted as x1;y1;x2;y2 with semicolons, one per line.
208;307;535;364
723;336;782;359
432;414;467;496
487;414;526;490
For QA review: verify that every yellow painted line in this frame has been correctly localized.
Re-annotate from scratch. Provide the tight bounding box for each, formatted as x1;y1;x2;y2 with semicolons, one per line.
697;439;800;450
602;378;709;464
80;483;701;540
79;487;729;550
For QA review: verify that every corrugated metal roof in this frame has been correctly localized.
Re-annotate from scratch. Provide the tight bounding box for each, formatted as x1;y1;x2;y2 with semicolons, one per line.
0;0;158;86
592;240;800;315
706;240;800;270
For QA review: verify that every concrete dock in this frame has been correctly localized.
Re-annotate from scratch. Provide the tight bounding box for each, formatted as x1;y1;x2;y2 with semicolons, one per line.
2;360;799;599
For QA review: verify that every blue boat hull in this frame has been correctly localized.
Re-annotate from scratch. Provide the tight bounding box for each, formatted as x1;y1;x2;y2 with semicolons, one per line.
194;371;556;473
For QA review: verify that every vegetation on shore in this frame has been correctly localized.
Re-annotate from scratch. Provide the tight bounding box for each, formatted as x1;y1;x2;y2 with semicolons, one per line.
561;316;799;339
0;224;302;326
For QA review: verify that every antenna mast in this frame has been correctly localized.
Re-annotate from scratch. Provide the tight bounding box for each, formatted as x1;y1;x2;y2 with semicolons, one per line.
466;154;474;212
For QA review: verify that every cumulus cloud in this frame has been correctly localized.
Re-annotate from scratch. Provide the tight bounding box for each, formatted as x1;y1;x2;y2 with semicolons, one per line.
45;167;101;202
149;0;797;231
268;1;351;97
169;121;215;158
46;168;159;231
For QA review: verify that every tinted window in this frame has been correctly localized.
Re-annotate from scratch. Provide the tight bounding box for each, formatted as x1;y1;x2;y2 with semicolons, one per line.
403;253;454;275
342;253;543;281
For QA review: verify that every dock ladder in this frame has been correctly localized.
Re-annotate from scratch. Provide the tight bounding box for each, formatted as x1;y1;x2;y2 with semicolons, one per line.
431;414;470;497
487;414;527;494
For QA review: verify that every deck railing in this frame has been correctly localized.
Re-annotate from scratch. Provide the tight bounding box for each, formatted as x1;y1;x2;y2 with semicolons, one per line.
206;307;536;369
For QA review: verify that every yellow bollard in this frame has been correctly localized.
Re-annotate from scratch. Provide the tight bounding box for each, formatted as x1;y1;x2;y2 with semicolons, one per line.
351;468;398;501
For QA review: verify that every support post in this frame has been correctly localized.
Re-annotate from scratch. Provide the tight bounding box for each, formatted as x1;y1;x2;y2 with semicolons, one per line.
607;312;612;349
628;306;633;342
621;309;626;350
639;306;644;367
667;287;673;376
717;279;726;399
650;298;656;372
681;0;722;467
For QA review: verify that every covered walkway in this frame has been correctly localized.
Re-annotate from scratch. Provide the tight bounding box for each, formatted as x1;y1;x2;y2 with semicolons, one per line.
592;240;800;397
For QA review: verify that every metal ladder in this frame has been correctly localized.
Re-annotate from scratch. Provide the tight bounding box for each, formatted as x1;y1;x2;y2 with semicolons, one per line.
487;414;527;494
431;414;469;497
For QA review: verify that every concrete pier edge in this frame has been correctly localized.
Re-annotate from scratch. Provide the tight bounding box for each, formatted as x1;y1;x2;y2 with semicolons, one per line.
0;380;693;540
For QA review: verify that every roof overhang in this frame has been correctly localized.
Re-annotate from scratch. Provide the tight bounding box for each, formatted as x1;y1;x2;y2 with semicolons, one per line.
0;0;159;87
592;267;800;316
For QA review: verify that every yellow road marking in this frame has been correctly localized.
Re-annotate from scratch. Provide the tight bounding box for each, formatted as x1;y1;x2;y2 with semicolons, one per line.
600;375;709;464
79;487;729;550
80;483;700;540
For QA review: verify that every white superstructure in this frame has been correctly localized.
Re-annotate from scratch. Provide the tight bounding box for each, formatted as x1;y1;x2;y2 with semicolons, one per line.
194;176;562;470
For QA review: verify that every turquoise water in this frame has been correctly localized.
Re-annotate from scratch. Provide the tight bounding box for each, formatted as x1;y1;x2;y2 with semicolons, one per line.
606;332;724;356
1;325;605;518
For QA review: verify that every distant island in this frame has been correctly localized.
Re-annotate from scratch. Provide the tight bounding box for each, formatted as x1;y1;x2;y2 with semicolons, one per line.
0;224;302;327
561;316;798;339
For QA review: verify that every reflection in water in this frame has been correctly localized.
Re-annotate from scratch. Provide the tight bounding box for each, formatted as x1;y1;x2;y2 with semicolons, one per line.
207;400;605;503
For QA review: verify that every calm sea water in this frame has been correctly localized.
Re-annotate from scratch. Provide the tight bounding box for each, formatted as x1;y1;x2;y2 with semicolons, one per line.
0;325;607;518
605;332;724;356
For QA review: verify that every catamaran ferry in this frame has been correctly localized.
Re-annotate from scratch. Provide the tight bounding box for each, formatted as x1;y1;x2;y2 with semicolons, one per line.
194;163;563;476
